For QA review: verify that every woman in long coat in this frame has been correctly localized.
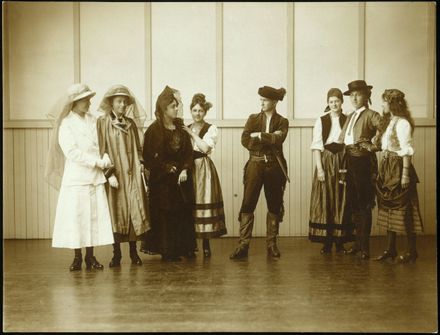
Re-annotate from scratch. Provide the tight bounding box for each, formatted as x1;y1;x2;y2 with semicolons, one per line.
96;85;150;267
375;89;423;263
46;83;114;271
142;85;197;261
308;88;354;253
182;93;227;257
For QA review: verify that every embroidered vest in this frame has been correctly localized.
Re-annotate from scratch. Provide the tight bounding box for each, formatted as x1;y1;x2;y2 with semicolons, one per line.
386;118;402;152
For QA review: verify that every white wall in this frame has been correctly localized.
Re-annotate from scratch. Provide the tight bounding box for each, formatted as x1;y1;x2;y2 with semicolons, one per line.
4;2;436;122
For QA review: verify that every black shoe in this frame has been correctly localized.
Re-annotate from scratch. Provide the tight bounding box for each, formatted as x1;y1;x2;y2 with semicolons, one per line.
69;256;82;271
397;252;418;263
109;257;121;268
85;256;104;270
360;252;370;260
230;246;248;259
345;247;360;255
130;253;143;265
375;249;397;261
267;245;281;258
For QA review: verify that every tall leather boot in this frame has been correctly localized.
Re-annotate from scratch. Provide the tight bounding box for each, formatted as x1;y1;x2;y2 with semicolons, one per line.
346;212;362;255
109;242;122;267
375;230;397;261
266;212;281;258
230;213;254;259
398;232;418;263
360;209;372;260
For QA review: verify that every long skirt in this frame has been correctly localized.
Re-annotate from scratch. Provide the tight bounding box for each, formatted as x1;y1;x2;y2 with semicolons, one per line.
376;152;423;234
143;179;197;256
52;184;114;249
309;149;355;244
192;156;227;238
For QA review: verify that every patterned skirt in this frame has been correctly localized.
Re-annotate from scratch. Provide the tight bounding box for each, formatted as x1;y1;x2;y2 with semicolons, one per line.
192;156;227;238
376;151;424;234
309;149;355;244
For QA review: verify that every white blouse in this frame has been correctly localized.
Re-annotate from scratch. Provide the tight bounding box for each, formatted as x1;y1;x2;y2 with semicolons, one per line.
381;116;414;156
192;124;219;154
310;113;343;151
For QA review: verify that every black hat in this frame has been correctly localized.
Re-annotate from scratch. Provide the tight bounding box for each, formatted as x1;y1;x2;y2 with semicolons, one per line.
258;86;286;101
343;80;373;96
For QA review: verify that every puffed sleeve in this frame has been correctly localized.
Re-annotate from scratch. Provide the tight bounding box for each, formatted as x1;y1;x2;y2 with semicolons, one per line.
202;124;219;150
395;118;414;156
58;119;98;168
310;117;324;151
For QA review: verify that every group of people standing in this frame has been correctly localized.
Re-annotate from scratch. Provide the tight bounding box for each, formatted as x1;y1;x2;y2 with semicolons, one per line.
46;79;423;271
46;84;227;270
308;80;423;263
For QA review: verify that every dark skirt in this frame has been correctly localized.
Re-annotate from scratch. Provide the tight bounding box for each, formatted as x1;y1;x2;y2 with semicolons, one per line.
192;156;227;238
309;149;355;244
143;179;197;256
376;151;423;234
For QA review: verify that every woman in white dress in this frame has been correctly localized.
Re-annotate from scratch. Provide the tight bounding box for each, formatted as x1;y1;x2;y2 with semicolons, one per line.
182;93;226;257
45;83;115;271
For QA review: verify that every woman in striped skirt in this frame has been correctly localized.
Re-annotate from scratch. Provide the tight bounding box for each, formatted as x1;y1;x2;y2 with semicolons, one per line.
375;89;423;263
182;93;227;257
308;88;354;254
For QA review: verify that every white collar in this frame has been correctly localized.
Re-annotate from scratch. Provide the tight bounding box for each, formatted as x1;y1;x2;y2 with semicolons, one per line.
354;106;366;114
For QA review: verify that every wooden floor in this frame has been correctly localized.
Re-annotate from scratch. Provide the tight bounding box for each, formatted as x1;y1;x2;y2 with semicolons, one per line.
3;236;438;332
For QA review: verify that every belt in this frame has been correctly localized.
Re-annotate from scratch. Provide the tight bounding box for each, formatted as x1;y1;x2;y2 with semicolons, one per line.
345;145;371;157
249;154;276;162
382;150;399;159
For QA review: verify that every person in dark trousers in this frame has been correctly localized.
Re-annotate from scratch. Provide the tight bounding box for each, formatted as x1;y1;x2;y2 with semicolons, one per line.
230;86;289;259
338;80;388;260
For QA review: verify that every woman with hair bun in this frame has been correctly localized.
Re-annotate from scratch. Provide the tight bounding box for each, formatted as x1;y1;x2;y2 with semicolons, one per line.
182;93;227;257
375;89;423;263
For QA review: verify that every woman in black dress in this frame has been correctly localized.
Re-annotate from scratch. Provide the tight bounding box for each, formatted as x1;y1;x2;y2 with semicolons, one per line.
142;86;197;261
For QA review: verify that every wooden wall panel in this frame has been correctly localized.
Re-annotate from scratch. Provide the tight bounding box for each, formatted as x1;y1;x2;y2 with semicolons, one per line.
3;129;15;238
424;127;436;234
12;129;26;238
2;126;436;238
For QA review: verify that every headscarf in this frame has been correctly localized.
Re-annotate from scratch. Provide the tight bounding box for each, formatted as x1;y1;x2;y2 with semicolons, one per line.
323;88;344;113
98;84;146;128
154;85;183;120
44;84;96;190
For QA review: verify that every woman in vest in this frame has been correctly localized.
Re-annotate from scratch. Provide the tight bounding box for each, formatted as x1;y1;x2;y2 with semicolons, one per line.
309;88;354;254
182;93;227;257
375;89;423;263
